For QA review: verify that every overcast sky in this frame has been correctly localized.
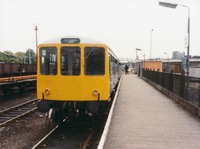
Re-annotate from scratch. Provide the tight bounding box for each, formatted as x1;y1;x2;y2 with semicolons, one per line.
0;0;199;59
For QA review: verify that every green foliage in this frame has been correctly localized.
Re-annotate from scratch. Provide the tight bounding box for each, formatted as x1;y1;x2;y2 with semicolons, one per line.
24;49;37;64
0;49;36;64
15;52;25;64
0;51;17;63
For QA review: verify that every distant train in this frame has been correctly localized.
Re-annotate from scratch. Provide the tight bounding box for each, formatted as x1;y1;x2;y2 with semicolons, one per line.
0;63;37;78
37;36;121;122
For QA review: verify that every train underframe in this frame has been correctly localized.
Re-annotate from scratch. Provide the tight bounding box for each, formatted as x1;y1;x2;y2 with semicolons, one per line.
37;99;112;123
0;79;36;98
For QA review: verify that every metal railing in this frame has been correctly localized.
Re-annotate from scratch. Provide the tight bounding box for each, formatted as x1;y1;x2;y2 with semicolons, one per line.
142;69;200;107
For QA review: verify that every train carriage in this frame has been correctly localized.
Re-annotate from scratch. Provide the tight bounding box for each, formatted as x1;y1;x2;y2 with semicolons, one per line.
37;37;121;121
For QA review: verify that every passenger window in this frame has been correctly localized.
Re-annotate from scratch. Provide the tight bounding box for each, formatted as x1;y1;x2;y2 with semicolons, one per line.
40;47;57;75
84;47;105;75
61;47;80;76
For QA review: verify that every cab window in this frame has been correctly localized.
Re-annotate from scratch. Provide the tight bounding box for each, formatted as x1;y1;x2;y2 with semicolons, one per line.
84;47;105;75
61;47;80;75
40;47;57;75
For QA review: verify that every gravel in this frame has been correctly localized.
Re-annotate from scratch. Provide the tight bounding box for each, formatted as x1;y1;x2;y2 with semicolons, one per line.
0;111;55;149
0;93;55;149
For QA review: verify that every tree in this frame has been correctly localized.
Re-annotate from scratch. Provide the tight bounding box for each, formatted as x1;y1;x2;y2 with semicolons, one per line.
15;52;25;64
0;51;5;62
24;49;36;64
0;49;37;64
0;51;17;63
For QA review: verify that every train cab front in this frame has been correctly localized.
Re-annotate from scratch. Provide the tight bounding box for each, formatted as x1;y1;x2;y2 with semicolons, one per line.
36;37;110;120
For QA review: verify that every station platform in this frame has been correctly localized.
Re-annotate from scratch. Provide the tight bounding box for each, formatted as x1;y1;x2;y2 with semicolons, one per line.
104;75;200;149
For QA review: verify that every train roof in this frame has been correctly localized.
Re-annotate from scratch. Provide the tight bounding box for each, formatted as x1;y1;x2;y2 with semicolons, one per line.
40;36;121;62
41;36;105;45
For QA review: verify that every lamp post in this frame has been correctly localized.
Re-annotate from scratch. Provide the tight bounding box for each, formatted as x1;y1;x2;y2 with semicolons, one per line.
142;50;146;69
136;48;141;61
34;25;38;56
135;48;142;75
150;29;154;60
159;1;190;100
136;48;145;68
164;52;169;72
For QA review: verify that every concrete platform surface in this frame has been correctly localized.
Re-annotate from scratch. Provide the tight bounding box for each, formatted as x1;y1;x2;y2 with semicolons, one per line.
104;75;200;149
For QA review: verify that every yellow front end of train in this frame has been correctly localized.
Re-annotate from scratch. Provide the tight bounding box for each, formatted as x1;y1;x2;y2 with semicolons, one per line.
37;39;110;104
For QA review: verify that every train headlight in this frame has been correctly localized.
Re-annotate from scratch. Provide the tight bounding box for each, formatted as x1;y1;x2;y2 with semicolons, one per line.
93;90;98;96
45;89;50;95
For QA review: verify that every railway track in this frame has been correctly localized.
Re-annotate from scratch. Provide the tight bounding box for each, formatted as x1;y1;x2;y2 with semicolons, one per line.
31;77;121;149
0;99;38;126
31;92;119;148
32;118;93;149
32;125;59;149
31;111;111;149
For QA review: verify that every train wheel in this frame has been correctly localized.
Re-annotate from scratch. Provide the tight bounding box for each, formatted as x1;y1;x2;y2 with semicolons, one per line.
52;109;62;124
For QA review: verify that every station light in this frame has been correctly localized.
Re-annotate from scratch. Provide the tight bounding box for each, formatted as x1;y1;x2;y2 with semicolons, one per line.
159;2;177;8
159;1;190;100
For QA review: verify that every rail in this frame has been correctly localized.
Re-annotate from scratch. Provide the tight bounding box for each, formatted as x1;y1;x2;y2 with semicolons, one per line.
32;125;59;149
0;99;38;126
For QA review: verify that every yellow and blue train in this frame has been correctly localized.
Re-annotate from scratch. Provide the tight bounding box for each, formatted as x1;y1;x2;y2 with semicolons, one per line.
37;37;121;121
